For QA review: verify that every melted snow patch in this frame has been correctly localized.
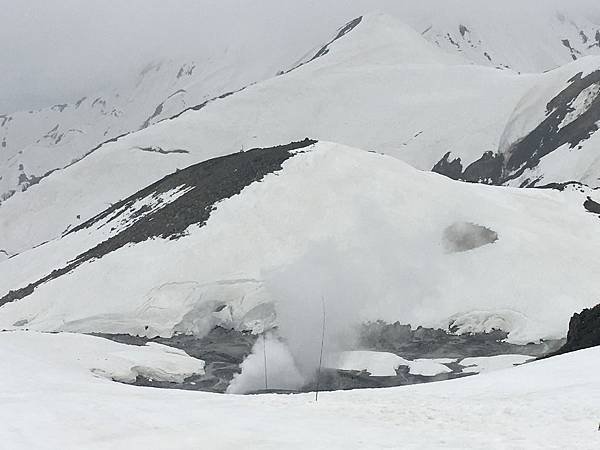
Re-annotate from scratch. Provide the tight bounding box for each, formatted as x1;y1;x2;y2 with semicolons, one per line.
443;222;498;253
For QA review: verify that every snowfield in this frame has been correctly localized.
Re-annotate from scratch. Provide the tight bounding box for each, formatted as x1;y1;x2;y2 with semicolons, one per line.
0;13;534;256
1;141;599;346
0;331;205;384
0;331;598;449
1;3;600;449
326;351;454;377
3;13;600;258
326;350;533;377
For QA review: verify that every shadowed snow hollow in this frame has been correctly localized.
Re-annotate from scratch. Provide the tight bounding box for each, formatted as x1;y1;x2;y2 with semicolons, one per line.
442;222;499;253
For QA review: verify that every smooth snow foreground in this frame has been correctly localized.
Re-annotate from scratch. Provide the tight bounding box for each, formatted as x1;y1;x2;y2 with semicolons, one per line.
0;331;598;449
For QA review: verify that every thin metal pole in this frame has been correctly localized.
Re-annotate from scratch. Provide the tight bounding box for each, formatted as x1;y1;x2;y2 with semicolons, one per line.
263;333;268;391
315;296;326;402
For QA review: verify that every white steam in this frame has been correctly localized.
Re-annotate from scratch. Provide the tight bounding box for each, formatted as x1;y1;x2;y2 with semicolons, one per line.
266;241;368;381
230;199;464;393
226;333;304;394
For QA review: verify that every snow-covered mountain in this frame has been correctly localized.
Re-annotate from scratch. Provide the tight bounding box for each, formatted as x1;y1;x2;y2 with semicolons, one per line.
433;58;600;187
0;54;305;207
3;13;600;261
2;140;599;346
3;1;600;211
414;1;600;72
2;4;600;448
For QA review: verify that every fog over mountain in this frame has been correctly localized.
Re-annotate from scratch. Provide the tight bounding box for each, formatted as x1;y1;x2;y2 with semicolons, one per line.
3;0;600;112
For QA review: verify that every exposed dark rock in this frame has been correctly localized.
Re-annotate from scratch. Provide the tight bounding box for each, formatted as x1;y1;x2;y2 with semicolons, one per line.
432;152;463;180
309;16;363;61
0;139;317;307
98;320;556;394
432;151;503;184
0;189;16;202
163;87;245;123
96;327;257;393
167;89;187;99
176;63;195;79
4;130;134;202
301;366;471;393
359;321;563;359
285;17;363;74
136;146;190;155
432;70;600;186
534;180;588;191
504;70;600;180
561;39;580;60
140;102;165;129
91;97;106;109
44;124;59;136
550;304;600;356
593;30;600;48
584;196;600;214
446;33;460;48
51;104;68;112
461;151;504;184
75;97;87;108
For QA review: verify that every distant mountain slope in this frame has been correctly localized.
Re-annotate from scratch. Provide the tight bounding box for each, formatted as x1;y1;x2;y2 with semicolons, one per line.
433;57;600;187
3;1;600;209
0;54;304;207
2;12;600;261
0;13;537;257
1;140;598;345
414;1;600;72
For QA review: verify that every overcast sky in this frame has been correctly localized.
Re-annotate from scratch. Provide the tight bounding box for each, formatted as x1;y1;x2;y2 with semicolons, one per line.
2;0;599;113
0;0;357;112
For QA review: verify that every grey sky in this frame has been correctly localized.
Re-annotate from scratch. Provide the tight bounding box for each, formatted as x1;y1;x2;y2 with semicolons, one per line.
0;0;355;112
1;0;599;113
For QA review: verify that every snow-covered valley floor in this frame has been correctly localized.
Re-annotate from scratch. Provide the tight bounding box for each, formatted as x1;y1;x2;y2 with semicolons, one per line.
1;331;598;449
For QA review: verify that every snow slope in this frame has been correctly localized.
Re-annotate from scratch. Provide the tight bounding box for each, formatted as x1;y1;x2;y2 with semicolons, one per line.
1;141;599;345
3;2;600;227
0;13;541;256
501;60;600;187
414;0;600;72
0;331;205;384
433;57;600;187
0;51;308;209
1;330;598;449
4;12;600;260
